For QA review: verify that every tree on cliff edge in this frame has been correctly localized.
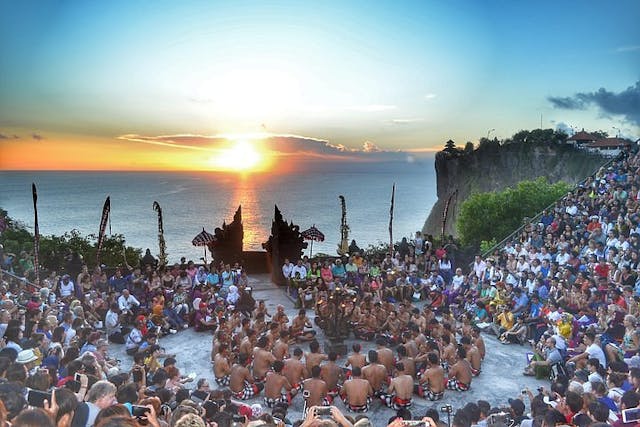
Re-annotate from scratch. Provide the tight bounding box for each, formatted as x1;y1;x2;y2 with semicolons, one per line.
456;177;570;247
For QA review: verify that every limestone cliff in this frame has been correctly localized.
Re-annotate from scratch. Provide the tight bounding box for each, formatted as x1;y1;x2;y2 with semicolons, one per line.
422;141;607;238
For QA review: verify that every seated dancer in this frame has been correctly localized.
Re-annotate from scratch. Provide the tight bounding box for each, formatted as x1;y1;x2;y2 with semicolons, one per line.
320;351;343;402
301;365;331;407
440;334;456;372
415;352;445;401
461;336;482;376
282;347;307;392
230;353;264;400
376;338;395;374
252;336;276;383
362;350;389;397
213;343;232;387
238;329;257;358
291;309;317;342
264;360;296;407
344;343;366;379
272;330;290;361
379;310;402;345
354;310;377;341
305;340;328;374
380;362;414;410
340;367;374;412
446;346;472;391
397;345;416;379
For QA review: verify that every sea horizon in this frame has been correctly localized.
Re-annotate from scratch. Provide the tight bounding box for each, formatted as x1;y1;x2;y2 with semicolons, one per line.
0;160;436;264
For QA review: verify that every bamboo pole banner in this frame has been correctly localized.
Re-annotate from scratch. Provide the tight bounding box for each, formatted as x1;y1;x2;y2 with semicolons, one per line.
96;196;111;265
153;201;167;267
389;183;395;258
32;183;40;284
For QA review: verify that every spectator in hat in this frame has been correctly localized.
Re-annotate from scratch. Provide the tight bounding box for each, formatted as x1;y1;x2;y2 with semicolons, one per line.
16;349;39;375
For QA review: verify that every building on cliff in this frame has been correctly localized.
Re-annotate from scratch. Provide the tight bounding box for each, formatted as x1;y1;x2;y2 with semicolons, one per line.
566;129;597;146
584;137;633;157
422;139;608;239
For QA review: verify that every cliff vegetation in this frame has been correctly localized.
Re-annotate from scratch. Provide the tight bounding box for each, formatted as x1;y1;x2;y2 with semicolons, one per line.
423;129;607;240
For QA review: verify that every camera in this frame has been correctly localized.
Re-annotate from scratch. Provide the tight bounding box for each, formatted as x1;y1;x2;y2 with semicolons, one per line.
441;404;453;413
302;390;310;398
231;415;246;427
487;412;514;426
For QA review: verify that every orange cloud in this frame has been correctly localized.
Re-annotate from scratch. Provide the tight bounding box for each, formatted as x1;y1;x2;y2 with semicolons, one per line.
1;131;434;171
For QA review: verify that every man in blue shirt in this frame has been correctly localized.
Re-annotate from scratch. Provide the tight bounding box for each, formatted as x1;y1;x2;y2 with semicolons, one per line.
512;288;529;315
331;259;347;281
109;268;128;294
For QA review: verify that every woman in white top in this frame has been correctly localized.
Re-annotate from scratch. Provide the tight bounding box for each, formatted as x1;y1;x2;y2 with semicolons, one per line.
59;275;75;299
438;254;453;285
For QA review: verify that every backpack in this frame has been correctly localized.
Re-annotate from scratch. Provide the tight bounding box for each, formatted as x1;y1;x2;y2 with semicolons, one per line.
549;360;568;382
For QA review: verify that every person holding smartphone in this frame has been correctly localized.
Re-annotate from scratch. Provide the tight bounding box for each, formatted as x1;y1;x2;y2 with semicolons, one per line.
298;406;353;427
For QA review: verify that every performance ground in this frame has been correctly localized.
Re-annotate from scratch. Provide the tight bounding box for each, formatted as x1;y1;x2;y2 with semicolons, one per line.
109;275;548;424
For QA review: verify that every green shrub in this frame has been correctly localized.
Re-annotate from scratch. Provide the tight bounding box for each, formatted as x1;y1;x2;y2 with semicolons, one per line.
457;177;570;246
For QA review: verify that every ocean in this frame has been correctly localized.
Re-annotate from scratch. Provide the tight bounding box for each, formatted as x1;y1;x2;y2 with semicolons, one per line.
0;159;436;264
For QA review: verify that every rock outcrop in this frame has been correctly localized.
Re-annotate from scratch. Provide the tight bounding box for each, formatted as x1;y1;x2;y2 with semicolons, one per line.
423;141;607;238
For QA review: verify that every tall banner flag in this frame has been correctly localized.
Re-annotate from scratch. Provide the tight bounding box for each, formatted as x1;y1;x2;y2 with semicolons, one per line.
389;183;395;258
96;196;111;265
32;183;40;285
153;201;168;267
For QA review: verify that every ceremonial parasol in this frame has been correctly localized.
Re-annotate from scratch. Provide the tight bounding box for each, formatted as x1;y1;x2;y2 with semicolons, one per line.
301;225;325;257
192;228;215;263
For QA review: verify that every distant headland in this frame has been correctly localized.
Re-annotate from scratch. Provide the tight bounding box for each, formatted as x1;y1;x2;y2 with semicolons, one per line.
423;128;634;239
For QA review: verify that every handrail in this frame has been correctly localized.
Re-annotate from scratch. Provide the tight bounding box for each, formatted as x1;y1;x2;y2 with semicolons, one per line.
0;267;40;289
480;152;620;258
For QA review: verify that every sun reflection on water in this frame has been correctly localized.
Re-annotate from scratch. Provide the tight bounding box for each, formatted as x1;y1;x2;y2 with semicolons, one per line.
228;176;268;250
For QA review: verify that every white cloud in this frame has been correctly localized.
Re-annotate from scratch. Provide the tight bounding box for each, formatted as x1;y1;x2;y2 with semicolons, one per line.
387;118;424;125
424;93;437;100
362;141;382;152
616;45;640;52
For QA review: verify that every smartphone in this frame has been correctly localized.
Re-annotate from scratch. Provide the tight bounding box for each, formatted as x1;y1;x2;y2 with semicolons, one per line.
400;422;426;427
622;408;640;424
74;373;81;381
316;407;331;416
132;405;150;417
27;389;52;408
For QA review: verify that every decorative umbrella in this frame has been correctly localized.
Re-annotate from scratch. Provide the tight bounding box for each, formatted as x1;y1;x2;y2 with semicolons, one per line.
301;225;325;258
192;227;216;263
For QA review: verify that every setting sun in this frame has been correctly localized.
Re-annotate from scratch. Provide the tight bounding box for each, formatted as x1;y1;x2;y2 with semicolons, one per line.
211;140;264;172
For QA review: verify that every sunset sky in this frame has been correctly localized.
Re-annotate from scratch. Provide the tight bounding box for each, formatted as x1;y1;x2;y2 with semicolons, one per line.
1;0;639;171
